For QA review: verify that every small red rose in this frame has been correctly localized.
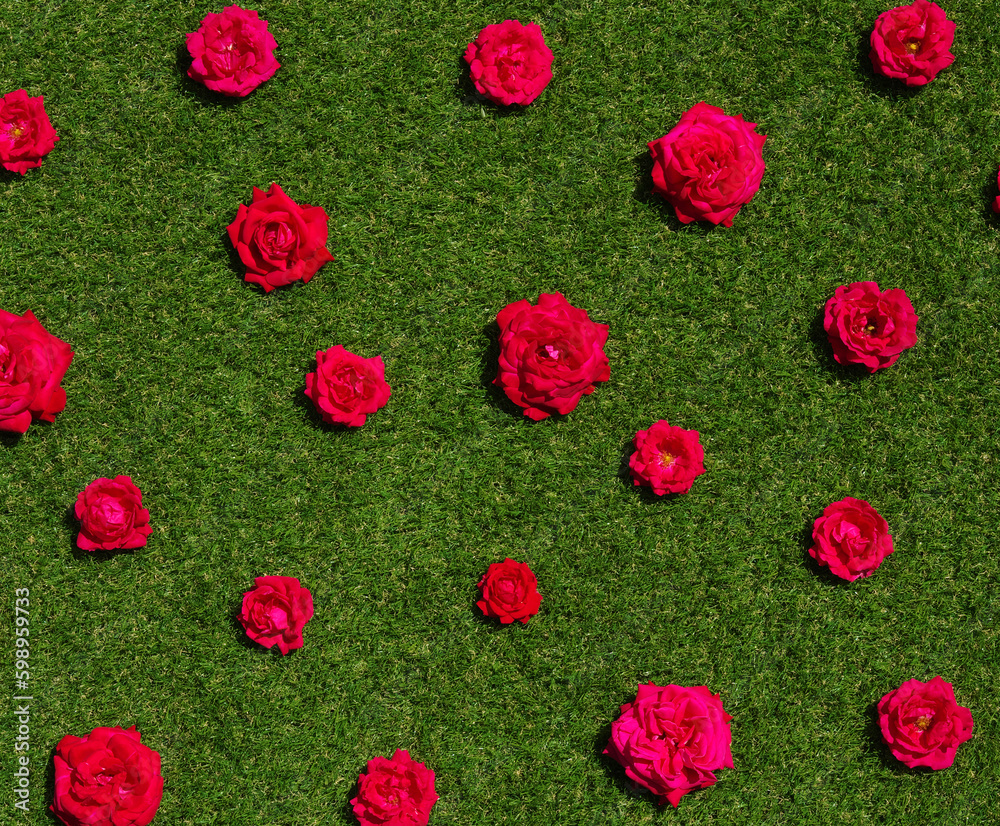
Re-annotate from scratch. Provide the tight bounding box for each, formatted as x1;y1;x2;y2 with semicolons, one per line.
351;749;438;826
870;0;955;86
878;676;973;769
824;281;918;372
186;5;280;97
648;101;766;227
629;419;705;495
464;20;554;106
494;292;609;421
0;307;73;433
477;558;542;624
0;89;59;174
808;497;894;581
227;183;334;293
305;345;391;427
240;575;314;654
75;476;152;552
51;725;163;826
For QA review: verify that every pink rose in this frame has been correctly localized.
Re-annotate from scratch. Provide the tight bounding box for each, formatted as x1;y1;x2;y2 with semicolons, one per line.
604;682;733;807
464;20;554;106
0;307;73;433
186;5;280;97
51;726;163;826
629;419;705;495
824;281;918;372
870;0;955;86
239;576;314;654
75;476;153;552
0;89;59;174
648;101;766;227
227;183;334;293
808;497;894;581
494;292;609;420
304;345;391;427
878;676;973;769
476;558;542;624
351;749;438;826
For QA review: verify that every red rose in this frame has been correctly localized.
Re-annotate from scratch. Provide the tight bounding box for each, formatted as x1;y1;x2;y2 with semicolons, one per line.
870;0;955;86
878;676;973;769
227;183;334;293
351;749;438;826
808;497;894;581
476;558;542;624
494;292;609;420
304;345;391;427
824;281;918;372
239;576;314;654
75;476;153;552
0;89;59;174
0;307;73;434
51;725;163;826
629;419;705;495
464;19;554;106
648;102;766;227
186;5;280;97
604;682;733;808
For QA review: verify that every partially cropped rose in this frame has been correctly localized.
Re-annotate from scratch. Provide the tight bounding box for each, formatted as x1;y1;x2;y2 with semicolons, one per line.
240;576;314;654
0;89;59;175
824;281;918;372
629;419;705;495
0;307;73;434
604;682;733;807
464;20;553;106
351;749;438;826
992;167;1000;214
477;558;542;624
494;292;609;420
51;725;163;826
870;0;955;86
305;345;390;427
878;676;973;769
808;497;894;581
227;183;334;293
648;101;766;227
186;5;280;97
75;476;153;552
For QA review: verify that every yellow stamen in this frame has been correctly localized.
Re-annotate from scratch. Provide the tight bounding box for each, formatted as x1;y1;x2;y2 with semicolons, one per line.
659;452;676;468
914;715;931;731
905;39;921;53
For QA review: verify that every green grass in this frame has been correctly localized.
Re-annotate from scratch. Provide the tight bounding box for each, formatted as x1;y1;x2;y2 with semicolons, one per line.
2;0;999;823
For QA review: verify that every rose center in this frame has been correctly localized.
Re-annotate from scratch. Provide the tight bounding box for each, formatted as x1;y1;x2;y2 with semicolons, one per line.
658;452;676;468
914;715;931;731
904;38;921;54
540;344;561;360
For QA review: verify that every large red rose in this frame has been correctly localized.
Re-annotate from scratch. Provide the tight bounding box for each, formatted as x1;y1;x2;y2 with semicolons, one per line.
239;576;314;654
51;726;163;826
870;0;955;86
604;682;733;808
464;19;554;106
629;419;705;495
0;307;73;434
75;476;153;552
476;558;542;624
824;281;918;372
808;497;894;581
186;5;280;97
494;292;609;420
878;676;973;769
227;183;334;293
304;345;391;427
351;749;438;826
0;89;59;175
648;101;766;227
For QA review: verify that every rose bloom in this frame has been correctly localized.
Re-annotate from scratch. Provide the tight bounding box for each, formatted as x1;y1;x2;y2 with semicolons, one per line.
0;307;73;434
186;5;280;97
351;749;438;826
464;20;554;106
878;676;973;769
0;89;59;174
476;558;542;624
870;0;955;86
227;183;335;293
240;575;314;654
305;345;391;427
494;292;609;421
824;281;918;372
808;497;894;582
75;476;153;552
51;725;163;826
605;682;733;807
629;419;705;495
648;101;766;227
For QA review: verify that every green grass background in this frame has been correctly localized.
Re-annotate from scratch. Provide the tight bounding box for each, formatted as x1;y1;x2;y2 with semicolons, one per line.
2;0;999;823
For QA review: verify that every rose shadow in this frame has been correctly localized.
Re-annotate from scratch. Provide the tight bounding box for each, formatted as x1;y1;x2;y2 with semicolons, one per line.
853;27;925;99
863;700;936;774
593;711;660;809
63;505;135;563
478;322;566;423
229;599;270;652
452;52;529;117
629;150;718;233
980;177;1000;226
806;307;882;384
616;436;684;504
174;44;248;108
289;351;385;433
43;741;59;824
